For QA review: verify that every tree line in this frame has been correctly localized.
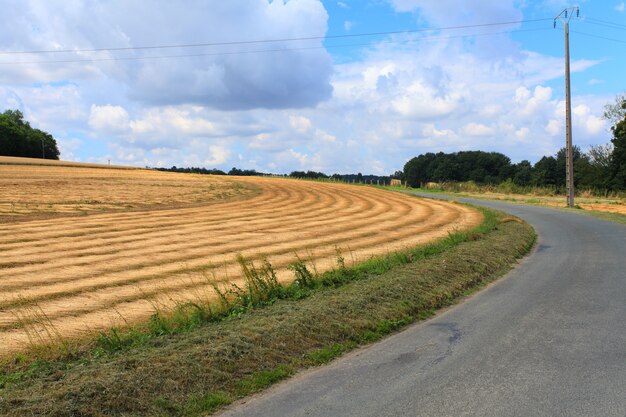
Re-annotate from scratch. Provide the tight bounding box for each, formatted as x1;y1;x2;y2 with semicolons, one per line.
402;145;623;192
403;99;626;192
0;110;60;159
156;166;394;184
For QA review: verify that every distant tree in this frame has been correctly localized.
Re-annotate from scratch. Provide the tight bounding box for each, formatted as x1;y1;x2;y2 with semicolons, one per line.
608;107;626;190
532;156;558;186
0;109;60;159
602;93;626;126
403;151;513;187
403;152;438;187
587;143;613;170
512;160;533;186
553;145;585;187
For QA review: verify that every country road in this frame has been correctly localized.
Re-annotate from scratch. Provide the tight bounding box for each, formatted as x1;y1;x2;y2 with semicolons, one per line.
218;196;626;417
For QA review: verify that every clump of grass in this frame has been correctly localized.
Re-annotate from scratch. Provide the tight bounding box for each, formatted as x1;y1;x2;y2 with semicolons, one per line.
288;256;316;289
11;303;71;358
212;255;284;311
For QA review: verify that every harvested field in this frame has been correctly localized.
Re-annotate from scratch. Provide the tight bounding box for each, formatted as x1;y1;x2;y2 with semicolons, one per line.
0;159;257;221
0;164;482;355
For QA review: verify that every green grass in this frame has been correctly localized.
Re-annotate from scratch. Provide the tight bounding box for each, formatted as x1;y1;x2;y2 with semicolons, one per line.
0;205;535;417
571;208;626;226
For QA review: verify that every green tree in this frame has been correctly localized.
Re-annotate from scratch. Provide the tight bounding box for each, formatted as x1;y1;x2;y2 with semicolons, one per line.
608;107;626;190
512;160;533;186
0;109;60;159
603;93;626;126
403;152;438;187
532;156;558;186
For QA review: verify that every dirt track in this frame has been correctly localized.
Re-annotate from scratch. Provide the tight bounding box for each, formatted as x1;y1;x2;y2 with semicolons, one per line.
0;166;482;355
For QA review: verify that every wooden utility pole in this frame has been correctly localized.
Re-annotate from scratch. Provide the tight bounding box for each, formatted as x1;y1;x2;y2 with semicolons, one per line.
555;7;578;207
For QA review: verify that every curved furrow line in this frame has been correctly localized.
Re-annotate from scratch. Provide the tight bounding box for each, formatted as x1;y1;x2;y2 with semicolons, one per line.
0;190;316;255
0;181;296;243
0;187;381;283
0;192;428;288
0;202;465;312
0;204;472;329
0;181;357;253
0;192;409;294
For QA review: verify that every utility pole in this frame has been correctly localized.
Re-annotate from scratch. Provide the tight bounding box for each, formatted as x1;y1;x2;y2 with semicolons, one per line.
555;7;579;208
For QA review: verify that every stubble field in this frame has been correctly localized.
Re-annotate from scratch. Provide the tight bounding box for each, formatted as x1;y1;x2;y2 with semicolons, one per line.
0;158;482;355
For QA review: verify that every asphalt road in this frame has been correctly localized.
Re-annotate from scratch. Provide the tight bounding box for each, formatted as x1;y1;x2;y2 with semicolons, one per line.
218;196;626;417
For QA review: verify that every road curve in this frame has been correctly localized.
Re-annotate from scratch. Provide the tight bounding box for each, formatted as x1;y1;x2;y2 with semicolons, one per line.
218;195;626;417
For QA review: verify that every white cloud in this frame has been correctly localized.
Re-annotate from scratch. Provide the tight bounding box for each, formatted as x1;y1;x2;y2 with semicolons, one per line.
88;104;130;133
127;107;218;139
0;0;333;111
344;20;353;31
546;119;562;136
573;104;606;135
56;138;83;162
315;129;337;143
515;127;530;140
204;145;230;166
463;122;496;137
616;2;625;12
289;115;312;133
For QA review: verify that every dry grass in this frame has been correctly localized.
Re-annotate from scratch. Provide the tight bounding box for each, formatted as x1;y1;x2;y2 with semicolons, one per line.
0;162;256;220
437;189;626;216
0;164;482;356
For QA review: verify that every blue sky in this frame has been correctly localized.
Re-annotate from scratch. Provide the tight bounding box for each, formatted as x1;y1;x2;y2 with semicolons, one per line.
1;0;625;174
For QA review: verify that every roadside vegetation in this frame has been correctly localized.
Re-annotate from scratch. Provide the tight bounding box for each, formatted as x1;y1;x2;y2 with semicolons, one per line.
0;205;535;416
413;184;626;226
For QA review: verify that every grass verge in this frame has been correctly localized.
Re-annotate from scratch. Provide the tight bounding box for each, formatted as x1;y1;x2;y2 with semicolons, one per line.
573;208;626;226
0;206;535;416
409;187;626;227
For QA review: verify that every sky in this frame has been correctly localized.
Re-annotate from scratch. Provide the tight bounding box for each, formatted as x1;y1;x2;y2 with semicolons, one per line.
1;0;625;174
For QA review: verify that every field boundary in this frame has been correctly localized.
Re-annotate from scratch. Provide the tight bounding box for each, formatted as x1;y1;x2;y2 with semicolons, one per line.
0;156;142;170
0;204;535;416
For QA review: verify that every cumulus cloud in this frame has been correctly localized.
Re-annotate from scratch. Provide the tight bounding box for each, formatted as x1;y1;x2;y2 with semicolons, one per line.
0;0;333;110
463;122;496;137
573;104;606;135
289;115;312;133
88;104;130;133
545;119;562;136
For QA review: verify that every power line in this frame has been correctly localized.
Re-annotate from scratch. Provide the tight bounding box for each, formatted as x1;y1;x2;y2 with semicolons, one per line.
0;27;552;65
582;20;626;32
584;16;626;30
0;17;553;56
571;30;626;45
